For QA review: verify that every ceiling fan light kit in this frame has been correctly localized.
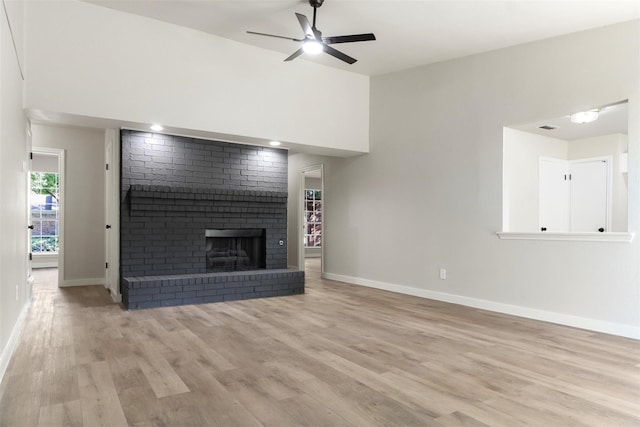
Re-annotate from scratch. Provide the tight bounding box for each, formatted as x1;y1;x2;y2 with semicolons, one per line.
570;110;599;124
303;40;323;55
247;0;375;64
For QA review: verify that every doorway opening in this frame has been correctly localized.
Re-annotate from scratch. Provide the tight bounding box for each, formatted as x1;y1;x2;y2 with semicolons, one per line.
30;148;65;287
299;165;324;280
539;156;611;232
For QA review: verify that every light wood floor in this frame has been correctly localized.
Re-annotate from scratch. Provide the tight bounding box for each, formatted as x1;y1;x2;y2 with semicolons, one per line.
1;260;639;426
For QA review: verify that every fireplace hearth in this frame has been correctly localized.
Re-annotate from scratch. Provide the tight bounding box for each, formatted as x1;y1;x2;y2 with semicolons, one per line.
206;229;266;273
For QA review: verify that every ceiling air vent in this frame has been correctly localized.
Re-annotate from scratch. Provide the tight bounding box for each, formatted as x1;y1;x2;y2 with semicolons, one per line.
539;125;557;130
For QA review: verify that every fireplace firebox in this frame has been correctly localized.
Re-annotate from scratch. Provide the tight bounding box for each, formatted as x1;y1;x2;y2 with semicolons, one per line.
205;229;266;273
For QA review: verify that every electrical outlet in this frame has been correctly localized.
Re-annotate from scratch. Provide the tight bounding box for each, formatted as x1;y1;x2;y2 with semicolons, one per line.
439;268;447;280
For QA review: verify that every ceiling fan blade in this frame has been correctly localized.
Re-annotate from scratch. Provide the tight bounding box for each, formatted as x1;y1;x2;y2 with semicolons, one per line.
284;48;304;62
323;33;376;44
295;13;315;38
247;31;302;42
323;45;357;64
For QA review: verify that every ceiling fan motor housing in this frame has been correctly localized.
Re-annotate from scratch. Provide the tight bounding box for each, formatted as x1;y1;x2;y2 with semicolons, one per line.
309;0;324;8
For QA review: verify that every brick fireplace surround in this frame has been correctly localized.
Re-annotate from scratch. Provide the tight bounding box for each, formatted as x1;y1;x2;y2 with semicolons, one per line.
119;130;304;309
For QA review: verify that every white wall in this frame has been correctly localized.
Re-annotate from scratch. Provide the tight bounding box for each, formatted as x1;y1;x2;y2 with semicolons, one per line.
568;133;628;231
0;0;29;380
32;125;105;285
503;128;568;231
32;152;58;172
305;177;322;190
23;0;370;154
312;21;639;338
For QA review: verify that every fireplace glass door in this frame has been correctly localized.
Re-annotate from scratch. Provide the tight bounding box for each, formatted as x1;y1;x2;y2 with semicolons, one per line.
205;229;266;273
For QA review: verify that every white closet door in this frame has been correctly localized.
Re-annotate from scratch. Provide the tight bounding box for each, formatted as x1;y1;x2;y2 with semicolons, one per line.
569;159;608;232
539;158;569;232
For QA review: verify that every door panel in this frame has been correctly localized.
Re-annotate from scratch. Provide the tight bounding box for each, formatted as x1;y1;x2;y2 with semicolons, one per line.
539;158;569;231
570;159;608;232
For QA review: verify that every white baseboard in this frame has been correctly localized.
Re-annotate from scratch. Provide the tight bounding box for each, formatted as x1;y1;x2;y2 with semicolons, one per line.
109;288;122;303
0;299;31;383
60;278;105;287
32;253;59;269
322;272;640;340
32;261;58;269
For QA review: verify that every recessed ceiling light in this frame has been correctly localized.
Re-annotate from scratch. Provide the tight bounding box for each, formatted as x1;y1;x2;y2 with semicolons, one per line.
150;124;163;131
570;111;599;124
269;141;281;146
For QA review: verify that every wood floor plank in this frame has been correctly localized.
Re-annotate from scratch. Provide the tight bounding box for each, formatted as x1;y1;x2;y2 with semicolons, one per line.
39;344;79;406
134;342;190;399
76;361;128;427
162;354;262;427
507;383;640;426
274;393;353;427
0;371;43;427
435;411;491;427
37;400;82;427
107;356;172;427
1;263;639;427
218;374;302;427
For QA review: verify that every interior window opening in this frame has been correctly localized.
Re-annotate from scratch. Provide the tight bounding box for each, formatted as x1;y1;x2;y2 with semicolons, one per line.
503;100;628;233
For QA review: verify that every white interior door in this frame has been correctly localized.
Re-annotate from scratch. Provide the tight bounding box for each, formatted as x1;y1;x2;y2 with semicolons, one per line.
105;137;112;291
26;124;33;299
539;158;569;231
569;158;609;232
104;129;120;301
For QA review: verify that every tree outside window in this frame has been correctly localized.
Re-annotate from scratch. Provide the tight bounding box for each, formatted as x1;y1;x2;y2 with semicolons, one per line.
304;189;322;247
31;172;60;253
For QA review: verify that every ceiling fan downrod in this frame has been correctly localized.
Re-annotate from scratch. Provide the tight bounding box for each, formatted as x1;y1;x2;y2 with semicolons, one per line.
310;0;323;28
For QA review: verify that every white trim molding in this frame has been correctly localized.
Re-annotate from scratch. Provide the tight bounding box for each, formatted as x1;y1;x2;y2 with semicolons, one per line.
0;299;31;383
322;272;640;340
298;163;324;273
59;278;105;287
496;231;634;242
32;147;66;287
32;253;58;269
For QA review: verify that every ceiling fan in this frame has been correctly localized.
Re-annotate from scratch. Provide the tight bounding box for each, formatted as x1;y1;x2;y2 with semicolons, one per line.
247;0;376;64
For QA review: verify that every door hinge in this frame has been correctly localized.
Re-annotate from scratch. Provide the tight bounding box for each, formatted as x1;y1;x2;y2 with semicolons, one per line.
564;174;567;181
29;253;32;261
106;262;109;269
568;174;572;180
29;152;33;160
106;163;109;171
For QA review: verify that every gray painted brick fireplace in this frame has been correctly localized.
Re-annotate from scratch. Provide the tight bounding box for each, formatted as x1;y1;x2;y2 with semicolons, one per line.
120;130;304;309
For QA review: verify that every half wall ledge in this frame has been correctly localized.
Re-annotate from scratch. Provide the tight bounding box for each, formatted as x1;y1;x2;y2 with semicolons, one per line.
496;232;635;243
122;269;304;309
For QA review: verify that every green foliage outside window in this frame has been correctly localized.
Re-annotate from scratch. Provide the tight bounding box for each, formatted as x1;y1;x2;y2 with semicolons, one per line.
30;172;59;202
31;172;60;253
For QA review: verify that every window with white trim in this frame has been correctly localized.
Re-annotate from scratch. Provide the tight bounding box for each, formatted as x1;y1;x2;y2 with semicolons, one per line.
304;189;322;247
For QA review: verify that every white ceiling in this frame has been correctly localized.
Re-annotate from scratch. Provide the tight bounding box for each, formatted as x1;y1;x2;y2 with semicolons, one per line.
82;0;640;76
510;100;628;141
